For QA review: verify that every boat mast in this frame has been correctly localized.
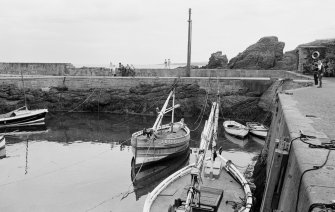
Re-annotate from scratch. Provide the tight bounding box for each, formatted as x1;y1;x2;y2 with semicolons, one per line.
186;8;192;77
171;88;175;132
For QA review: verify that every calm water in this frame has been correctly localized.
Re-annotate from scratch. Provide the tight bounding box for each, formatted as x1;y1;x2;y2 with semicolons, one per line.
0;112;262;212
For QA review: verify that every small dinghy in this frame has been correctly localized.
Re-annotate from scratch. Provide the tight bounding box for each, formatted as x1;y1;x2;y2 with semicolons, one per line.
131;88;190;171
0;106;48;129
143;99;252;212
0;135;6;159
246;122;268;139
223;120;248;138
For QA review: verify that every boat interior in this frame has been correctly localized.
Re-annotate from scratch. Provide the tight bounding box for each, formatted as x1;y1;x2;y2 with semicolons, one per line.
150;155;246;212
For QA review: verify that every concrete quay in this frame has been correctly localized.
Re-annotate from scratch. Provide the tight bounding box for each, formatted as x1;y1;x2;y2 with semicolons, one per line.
262;78;335;211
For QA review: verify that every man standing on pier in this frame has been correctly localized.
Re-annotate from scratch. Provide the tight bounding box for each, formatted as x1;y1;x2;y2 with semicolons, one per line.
317;60;325;88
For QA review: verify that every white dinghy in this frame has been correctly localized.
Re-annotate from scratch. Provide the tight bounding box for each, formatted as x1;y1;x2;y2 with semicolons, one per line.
223;120;249;138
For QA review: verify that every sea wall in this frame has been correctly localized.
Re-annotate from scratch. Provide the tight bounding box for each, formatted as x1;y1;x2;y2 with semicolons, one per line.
0;76;273;94
0;62;310;79
0;63;111;76
258;86;335;212
134;69;309;79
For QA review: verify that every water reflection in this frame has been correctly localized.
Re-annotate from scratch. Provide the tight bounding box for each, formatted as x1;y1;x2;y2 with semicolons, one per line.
131;151;190;200
0;112;263;212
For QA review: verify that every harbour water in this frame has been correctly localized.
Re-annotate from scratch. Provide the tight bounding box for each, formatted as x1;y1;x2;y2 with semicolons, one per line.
0;112;262;212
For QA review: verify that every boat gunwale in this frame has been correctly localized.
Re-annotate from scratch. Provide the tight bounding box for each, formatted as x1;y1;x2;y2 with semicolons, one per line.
0;109;48;122
132;122;190;141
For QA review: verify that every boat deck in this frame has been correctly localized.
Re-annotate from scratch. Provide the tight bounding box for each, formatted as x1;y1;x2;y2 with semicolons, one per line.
137;127;187;141
150;159;245;212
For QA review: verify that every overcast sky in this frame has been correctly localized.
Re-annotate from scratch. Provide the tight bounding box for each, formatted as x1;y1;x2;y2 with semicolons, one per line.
0;0;334;66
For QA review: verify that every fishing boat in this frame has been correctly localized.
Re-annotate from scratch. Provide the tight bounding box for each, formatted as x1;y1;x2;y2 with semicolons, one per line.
223;120;249;138
143;100;252;212
0;135;5;159
131;88;190;171
0;106;48;129
246;122;268;139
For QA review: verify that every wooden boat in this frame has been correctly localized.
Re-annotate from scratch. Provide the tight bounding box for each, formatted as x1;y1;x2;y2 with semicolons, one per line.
131;88;190;170
0;135;5;159
0;106;48;129
143;100;252;212
246;122;268;139
223;120;248;138
131;150;190;200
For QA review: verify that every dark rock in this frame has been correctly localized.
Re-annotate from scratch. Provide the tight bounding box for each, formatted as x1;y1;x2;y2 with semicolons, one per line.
228;36;285;70
203;51;228;69
272;50;298;71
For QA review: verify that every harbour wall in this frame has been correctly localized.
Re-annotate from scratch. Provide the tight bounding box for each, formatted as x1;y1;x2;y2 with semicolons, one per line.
0;62;310;79
259;83;335;211
0;76;273;94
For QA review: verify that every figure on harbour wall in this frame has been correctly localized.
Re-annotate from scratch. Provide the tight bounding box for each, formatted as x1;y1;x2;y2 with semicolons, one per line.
317;60;325;88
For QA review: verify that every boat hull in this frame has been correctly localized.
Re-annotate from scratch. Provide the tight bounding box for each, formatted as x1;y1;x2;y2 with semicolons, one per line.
0;109;48;129
131;122;190;169
246;122;268;139
249;130;267;139
223;120;248;138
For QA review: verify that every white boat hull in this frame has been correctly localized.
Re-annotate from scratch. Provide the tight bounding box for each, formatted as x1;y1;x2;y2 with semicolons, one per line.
246;122;268;139
223;120;248;138
0;108;48;129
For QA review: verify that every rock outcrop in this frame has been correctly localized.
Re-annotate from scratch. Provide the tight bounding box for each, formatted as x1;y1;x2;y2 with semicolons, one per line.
228;36;285;70
272;50;298;71
203;51;228;69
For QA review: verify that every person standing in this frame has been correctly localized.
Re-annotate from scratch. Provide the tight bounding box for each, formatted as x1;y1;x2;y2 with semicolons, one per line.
167;59;171;69
313;62;318;86
164;59;167;68
317;60;325;88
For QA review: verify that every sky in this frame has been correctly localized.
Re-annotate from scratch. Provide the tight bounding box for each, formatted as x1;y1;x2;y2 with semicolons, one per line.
0;0;334;67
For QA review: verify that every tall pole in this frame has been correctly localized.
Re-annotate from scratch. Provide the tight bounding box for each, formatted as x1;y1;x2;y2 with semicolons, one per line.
186;8;192;77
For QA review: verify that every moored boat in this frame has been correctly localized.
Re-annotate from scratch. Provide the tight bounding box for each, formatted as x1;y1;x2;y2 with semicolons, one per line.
0;135;6;159
131;88;190;170
143;99;252;212
246;122;268;139
223;120;248;138
0;106;48;129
